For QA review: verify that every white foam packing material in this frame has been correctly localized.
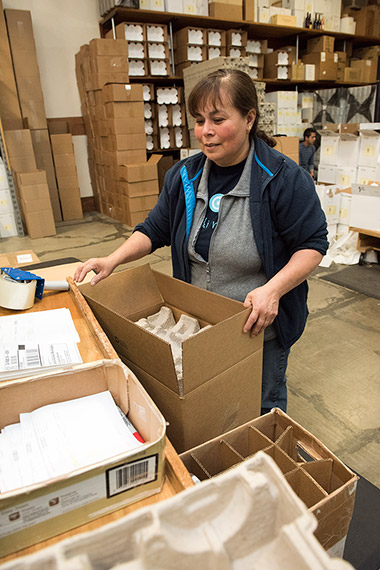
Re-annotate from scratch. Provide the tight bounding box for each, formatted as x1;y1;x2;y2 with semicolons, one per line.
208;30;222;46
157;104;168;127
142;85;152;101
146;25;165;43
128;60;145;76
209;47;222;59
123;24;144;41
150;60;168;76
0;452;355;570
156;87;179;104
172;104;182;126
147;42;166;59
128;42;144;59
135;307;209;388
144;120;153;135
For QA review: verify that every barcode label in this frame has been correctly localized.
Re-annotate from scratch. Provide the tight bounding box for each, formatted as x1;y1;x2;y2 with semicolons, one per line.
106;455;158;497
25;349;40;367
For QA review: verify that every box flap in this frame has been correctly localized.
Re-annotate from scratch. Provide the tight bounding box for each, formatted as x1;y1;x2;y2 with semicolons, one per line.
79;264;163;318
148;154;163;165
152;270;245;323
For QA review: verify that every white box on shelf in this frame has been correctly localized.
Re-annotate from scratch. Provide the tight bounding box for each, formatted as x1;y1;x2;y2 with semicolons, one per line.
339;192;352;224
350;184;380;232
338;137;360;167
304;64;315;81
356;165;380;185
358;134;380;168
318;164;337;184
0;188;14;215
336;166;357;189
0;160;9;190
320;134;339;166
0;212;18;237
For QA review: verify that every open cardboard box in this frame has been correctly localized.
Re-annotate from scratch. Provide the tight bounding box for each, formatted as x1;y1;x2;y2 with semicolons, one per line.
0;359;166;558
179;408;359;557
79;265;263;453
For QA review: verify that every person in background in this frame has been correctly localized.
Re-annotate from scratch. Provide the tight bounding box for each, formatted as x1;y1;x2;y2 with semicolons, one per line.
299;127;317;179
74;69;328;415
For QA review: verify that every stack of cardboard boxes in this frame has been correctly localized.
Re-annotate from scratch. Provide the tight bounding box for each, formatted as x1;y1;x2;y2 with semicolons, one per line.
0;1;21;130
50;133;83;221
75;39;161;226
5;9;61;223
15;170;56;239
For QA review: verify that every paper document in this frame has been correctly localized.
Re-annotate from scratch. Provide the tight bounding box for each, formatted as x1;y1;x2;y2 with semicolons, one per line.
0;308;82;380
0;391;144;492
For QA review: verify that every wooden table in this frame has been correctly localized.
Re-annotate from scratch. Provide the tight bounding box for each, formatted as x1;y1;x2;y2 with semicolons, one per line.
0;267;194;564
350;226;380;254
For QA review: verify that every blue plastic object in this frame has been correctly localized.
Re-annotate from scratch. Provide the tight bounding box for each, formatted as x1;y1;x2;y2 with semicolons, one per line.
0;267;45;299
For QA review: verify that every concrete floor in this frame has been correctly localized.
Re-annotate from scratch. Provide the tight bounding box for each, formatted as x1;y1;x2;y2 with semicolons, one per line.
2;211;380;488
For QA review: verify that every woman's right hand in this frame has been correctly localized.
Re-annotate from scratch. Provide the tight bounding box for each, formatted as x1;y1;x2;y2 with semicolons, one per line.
73;257;116;286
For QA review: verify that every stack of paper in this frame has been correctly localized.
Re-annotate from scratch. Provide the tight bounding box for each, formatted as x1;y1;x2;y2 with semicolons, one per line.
0;391;143;493
0;308;83;381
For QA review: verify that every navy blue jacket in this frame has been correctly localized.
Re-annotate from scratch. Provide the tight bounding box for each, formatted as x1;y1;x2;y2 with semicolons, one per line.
136;136;328;349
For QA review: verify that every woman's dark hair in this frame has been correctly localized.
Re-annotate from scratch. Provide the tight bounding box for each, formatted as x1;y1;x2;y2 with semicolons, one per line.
187;68;276;147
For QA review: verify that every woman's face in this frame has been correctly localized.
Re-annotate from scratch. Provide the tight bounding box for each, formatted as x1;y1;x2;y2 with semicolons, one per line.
193;90;256;167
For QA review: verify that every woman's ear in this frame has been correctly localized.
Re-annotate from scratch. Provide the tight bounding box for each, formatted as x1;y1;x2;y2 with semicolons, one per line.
247;109;257;131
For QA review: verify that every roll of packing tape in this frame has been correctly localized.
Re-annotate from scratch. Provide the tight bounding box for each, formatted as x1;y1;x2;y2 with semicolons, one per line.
0;273;37;310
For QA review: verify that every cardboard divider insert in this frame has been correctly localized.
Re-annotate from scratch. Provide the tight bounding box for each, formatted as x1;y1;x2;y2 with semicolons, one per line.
222;426;273;458
180;409;359;553
285;468;328;509
185;440;243;479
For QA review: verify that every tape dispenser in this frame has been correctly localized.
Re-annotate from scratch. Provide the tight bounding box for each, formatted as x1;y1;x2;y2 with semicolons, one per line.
0;268;69;311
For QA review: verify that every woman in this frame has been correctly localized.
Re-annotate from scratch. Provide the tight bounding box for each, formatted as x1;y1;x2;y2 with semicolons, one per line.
74;69;328;414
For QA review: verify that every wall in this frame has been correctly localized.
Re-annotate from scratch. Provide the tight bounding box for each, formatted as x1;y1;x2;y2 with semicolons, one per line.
3;0;101;198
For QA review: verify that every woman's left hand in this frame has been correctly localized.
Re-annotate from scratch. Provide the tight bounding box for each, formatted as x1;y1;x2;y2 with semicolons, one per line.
243;285;279;337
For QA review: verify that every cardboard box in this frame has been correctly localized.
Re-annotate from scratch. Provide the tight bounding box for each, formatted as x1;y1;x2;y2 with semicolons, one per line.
302;52;337;80
317;165;337;185
115;179;159;198
5;10;47;130
23;208;56;239
0;188;13;215
50;134;74;155
273;136;299;163
118;154;161;183
336;166;357;189
123;208;152;227
123;194;158;212
4;130;35;160
179;408;358;555
0;250;40;268
0;213;18;238
319;134;340;166
89;38;130;57
79;265;263;452
270;14;297;26
306;35;335;53
351;59;378;84
105;117;146;135
104;133;147;151
0;360;166;557
58;187;83;221
209;2;243;20
102;83;144;103
104;101;145;119
350;183;380;232
343;67;361;83
0;1;22;129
